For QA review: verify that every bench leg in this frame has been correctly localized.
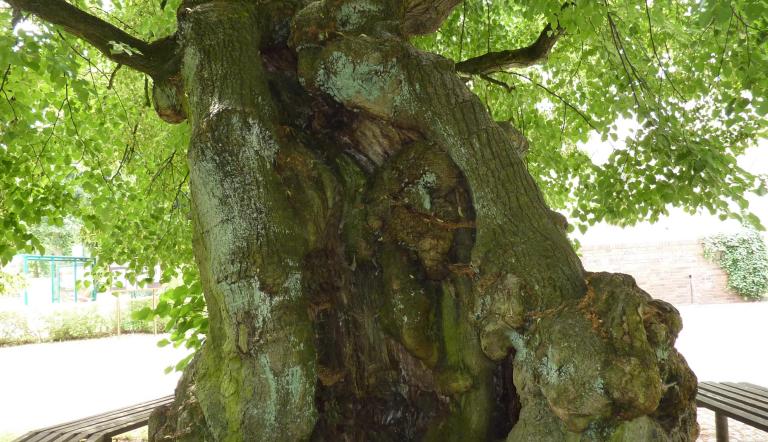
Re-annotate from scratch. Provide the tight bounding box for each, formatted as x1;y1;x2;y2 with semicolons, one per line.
715;412;729;442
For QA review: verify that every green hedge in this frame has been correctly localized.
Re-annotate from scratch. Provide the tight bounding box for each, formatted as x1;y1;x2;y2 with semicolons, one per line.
0;297;168;346
44;306;113;341
0;311;38;346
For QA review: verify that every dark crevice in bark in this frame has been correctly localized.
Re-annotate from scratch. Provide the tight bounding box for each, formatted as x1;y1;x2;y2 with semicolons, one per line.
489;351;521;439
302;130;485;440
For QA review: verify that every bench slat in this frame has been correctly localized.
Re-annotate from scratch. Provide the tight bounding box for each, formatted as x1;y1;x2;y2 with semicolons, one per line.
15;396;174;442
702;381;768;402
52;410;155;442
696;390;768;432
701;383;768;405
697;389;768;421
696;394;768;432
28;397;173;442
79;410;157;442
699;383;768;413
742;383;768;394
722;382;768;399
23;395;173;438
47;403;164;441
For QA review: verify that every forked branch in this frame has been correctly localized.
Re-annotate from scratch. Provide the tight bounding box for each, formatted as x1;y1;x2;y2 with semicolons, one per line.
456;23;565;75
7;0;178;78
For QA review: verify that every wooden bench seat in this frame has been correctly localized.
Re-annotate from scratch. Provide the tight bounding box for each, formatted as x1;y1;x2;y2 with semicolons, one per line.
697;381;768;442
14;395;174;442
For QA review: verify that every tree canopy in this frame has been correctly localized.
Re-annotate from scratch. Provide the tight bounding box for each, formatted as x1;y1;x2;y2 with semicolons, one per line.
419;0;768;228
1;0;766;349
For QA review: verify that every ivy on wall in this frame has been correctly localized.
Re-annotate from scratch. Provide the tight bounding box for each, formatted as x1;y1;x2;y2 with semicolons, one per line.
703;230;768;301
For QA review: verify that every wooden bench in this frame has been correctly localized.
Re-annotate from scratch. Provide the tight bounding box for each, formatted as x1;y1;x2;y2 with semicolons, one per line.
697;381;768;442
14;395;174;442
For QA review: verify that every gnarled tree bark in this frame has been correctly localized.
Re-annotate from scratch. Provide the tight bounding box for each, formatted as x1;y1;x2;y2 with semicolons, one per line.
13;0;699;440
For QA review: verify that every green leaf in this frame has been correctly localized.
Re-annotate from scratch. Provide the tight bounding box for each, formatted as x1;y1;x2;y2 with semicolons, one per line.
174;353;195;372
133;306;154;321
746;213;765;231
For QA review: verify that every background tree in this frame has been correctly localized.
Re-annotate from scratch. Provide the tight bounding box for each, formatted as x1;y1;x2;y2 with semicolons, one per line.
1;0;765;440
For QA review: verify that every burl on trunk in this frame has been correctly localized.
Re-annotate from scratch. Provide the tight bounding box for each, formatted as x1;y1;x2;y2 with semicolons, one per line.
147;1;698;441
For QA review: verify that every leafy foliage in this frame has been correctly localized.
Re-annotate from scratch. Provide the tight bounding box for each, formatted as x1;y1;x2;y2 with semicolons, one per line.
417;0;768;229
1;0;197;348
0;269;25;296
26;216;82;256
703;229;768;300
121;296;169;333
132;265;206;371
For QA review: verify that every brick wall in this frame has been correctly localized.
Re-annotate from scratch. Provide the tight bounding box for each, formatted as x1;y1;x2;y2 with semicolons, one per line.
579;239;741;305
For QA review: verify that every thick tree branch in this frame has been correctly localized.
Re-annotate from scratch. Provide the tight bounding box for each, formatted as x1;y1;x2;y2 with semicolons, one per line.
455;23;565;75
7;0;178;78
401;0;462;35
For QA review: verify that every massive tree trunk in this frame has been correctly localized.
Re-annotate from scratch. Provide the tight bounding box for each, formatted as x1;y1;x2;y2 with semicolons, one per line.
146;1;698;440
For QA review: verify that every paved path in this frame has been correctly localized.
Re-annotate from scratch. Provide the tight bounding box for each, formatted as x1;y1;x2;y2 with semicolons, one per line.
0;334;190;441
676;302;768;441
677;302;768;386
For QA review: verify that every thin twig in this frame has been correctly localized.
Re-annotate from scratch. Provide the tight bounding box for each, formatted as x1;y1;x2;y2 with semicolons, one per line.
147;149;178;194
458;0;467;60
731;8;752;68
172;171;190;212
503;71;600;133
0;64;17;120
644;1;684;100
479;74;515;92
485;0;491;54
107;64;122;90
57;31;133;125
559;102;567;151
729;6;766;32
606;12;640;106
39;97;67;159
111;121;139;180
717;12;734;78
90;5;142;36
0;64;11;94
64;79;84;146
144;76;151;108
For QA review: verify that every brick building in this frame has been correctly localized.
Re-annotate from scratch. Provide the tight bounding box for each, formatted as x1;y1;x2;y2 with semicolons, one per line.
579;239;741;305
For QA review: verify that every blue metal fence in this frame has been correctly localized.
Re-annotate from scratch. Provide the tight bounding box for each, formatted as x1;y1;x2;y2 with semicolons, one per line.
20;255;97;305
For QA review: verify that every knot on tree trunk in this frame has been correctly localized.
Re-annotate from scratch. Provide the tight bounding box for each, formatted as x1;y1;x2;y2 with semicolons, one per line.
508;272;699;441
152;75;187;124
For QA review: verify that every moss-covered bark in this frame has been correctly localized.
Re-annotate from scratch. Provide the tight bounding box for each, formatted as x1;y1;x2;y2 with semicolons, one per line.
150;1;698;441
